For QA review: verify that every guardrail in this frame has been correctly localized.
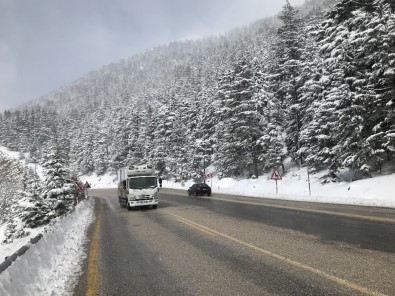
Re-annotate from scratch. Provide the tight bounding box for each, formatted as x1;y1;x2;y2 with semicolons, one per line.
0;234;43;274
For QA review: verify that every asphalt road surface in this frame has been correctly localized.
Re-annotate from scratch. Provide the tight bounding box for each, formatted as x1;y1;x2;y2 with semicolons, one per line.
74;188;395;296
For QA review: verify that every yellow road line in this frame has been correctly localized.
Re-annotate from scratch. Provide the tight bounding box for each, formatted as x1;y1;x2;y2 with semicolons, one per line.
85;209;102;296
176;217;217;236
163;210;384;296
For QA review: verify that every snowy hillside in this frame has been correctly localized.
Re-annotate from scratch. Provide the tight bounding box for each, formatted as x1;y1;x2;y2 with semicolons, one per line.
2;0;394;187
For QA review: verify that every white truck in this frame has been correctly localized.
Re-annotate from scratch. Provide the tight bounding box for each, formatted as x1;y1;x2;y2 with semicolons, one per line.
117;164;159;210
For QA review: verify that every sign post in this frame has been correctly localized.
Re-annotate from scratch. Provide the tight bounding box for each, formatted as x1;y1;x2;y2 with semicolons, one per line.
271;167;282;194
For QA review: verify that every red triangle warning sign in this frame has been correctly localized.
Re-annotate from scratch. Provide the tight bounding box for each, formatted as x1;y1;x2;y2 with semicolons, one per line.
271;167;282;180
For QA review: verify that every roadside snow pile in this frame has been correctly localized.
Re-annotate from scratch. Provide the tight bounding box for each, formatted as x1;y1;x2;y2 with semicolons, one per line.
163;164;395;208
81;162;395;208
2;197;75;245
0;198;94;296
0;146;85;267
81;173;117;189
70;154;393;209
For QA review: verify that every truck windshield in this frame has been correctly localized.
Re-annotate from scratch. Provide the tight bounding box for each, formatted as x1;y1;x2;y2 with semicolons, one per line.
128;177;157;189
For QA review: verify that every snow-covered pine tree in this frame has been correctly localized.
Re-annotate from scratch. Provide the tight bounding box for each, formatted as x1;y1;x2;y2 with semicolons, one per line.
126;104;145;165
151;97;171;175
107;103;132;170
92;115;111;175
214;56;264;177
381;1;395;158
0;111;18;150
364;0;395;172
143;103;158;161
273;0;306;165
165;92;191;179
316;0;394;176
253;60;285;172
191;85;218;179
22;161;41;197
295;4;330;171
309;20;353;175
41;143;72;199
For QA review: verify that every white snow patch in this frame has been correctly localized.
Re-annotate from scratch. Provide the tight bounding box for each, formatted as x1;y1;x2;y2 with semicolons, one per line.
0;199;94;296
0;147;20;159
0;221;42;261
80;173;117;189
163;166;395;208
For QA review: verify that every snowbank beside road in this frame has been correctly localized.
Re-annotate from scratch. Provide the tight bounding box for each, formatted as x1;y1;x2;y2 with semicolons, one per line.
0;198;94;296
80;162;395;208
81;173;117;189
80;165;395;208
162;167;395;208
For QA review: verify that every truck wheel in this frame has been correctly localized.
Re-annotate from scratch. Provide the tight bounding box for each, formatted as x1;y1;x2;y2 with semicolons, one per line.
153;205;157;209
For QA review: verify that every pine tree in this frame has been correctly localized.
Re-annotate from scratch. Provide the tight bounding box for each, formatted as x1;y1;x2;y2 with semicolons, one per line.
366;0;395;171
214;56;264;177
256;68;285;171
42;144;71;199
273;0;306;165
382;3;395;158
323;0;394;175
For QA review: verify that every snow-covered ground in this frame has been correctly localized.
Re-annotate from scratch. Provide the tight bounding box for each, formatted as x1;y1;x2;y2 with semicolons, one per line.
0;146;94;296
0;198;94;296
83;163;395;208
0;147;20;159
1;144;395;295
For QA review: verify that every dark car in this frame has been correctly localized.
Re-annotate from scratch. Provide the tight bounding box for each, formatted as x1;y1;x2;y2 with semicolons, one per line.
187;183;211;196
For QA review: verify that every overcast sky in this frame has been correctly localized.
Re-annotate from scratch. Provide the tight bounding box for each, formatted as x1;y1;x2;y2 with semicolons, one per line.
0;0;305;111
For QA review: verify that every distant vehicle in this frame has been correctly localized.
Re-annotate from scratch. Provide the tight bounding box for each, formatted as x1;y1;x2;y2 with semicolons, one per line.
187;183;211;196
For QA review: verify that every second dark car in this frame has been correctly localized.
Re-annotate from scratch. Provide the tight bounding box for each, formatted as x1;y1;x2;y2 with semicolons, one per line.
187;183;211;196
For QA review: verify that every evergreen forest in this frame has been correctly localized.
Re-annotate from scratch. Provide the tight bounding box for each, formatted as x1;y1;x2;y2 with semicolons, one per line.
1;0;394;184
